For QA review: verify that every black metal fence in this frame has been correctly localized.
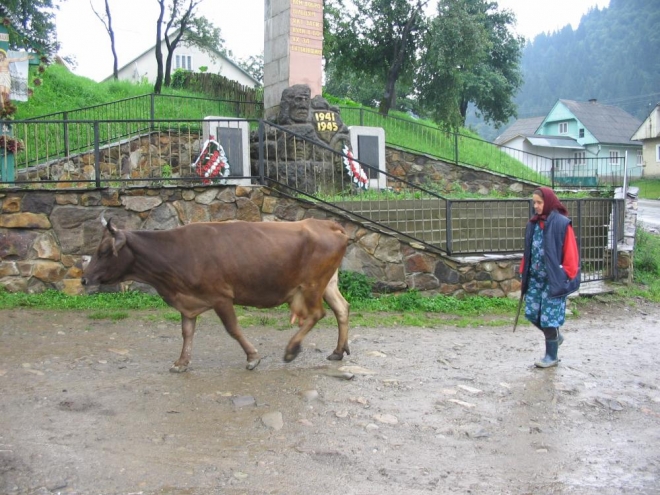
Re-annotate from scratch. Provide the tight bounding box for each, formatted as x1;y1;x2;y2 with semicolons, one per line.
0;116;624;282
256;121;623;282
2;94;636;191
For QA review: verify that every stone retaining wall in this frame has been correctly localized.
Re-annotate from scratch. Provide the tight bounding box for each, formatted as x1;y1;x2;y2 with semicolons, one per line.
385;147;539;196
0;185;523;298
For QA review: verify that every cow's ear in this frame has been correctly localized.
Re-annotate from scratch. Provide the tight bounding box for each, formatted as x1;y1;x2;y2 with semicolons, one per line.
111;231;127;257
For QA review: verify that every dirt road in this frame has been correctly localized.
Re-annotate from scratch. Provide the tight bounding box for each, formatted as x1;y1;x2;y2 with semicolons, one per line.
1;296;659;495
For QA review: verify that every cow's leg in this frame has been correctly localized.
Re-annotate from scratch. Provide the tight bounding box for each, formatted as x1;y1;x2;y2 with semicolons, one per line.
323;271;351;361
284;292;326;363
171;314;197;373
214;303;261;370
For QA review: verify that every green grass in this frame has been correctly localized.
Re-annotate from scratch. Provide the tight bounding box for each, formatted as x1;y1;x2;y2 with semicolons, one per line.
623;228;660;302
0;284;519;328
15;65;543;189
630;179;660;200
88;311;129;321
0;289;168;310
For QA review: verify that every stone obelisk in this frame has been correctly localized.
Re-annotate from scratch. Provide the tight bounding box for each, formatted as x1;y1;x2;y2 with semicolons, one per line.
263;0;323;119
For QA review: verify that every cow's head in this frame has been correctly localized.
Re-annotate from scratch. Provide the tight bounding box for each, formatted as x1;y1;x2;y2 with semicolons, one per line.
81;214;132;286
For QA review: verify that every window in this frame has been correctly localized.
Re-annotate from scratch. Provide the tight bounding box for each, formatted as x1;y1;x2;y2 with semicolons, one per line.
657;144;660;162
574;151;585;164
175;54;193;71
637;149;643;166
579;128;585;138
609;150;620;165
558;122;568;134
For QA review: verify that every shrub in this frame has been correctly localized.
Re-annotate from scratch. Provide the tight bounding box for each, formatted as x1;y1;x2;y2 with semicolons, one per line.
338;270;374;303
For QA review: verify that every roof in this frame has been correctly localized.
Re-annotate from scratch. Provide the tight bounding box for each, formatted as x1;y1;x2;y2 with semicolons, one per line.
631;103;660;141
103;28;259;86
526;136;583;149
493;116;544;145
557;99;642;145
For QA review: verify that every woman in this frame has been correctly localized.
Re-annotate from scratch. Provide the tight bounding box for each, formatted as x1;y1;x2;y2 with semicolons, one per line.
520;187;580;368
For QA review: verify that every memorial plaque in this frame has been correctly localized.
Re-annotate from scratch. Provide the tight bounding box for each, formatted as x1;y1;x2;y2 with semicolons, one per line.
357;135;380;180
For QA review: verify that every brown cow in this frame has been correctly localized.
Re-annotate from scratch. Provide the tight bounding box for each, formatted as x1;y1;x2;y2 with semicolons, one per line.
81;216;351;372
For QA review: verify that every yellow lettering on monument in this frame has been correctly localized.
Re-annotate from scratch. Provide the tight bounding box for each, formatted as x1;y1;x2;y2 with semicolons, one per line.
292;0;321;9
305;20;322;28
292;8;318;18
292;27;322;37
291;45;323;56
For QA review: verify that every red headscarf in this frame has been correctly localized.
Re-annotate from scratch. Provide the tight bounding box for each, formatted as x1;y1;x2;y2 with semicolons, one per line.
531;187;569;223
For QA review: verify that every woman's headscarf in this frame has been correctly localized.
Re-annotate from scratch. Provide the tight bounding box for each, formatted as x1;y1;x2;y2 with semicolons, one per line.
531;187;569;222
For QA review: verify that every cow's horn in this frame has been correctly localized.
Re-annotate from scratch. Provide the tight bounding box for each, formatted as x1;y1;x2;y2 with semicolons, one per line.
101;212;108;227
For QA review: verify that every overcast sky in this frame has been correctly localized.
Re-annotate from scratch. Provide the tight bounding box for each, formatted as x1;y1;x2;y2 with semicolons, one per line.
54;0;610;82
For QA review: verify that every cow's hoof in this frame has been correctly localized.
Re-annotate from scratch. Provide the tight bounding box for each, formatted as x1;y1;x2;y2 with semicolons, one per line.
246;358;261;371
326;352;345;361
284;344;302;362
169;364;188;373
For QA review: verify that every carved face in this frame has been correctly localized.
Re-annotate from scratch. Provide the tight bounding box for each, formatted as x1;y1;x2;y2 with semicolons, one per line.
280;85;311;124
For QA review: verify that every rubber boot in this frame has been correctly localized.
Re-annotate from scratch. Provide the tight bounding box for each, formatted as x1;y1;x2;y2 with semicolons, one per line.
534;320;563;346
535;337;559;368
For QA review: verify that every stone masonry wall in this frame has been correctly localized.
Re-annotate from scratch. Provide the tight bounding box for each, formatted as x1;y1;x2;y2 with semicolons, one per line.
0;186;522;298
385;148;540;197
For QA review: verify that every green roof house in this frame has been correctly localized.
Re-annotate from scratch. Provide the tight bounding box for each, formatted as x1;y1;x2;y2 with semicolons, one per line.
495;99;643;185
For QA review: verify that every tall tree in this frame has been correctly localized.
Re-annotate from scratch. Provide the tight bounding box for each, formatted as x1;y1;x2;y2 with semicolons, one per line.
324;0;428;116
1;0;59;57
153;0;225;92
154;0;166;93
417;0;523;129
90;0;118;80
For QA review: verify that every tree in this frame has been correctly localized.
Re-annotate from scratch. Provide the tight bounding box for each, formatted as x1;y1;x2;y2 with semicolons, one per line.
323;0;428;116
90;0;118;80
0;0;59;57
154;0;166;94
153;0;225;93
417;0;524;129
236;54;263;84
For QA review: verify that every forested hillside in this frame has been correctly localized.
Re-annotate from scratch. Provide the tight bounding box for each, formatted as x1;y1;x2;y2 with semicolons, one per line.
472;0;660;141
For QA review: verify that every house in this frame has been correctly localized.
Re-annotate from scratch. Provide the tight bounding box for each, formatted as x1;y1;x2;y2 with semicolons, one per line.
103;29;260;88
494;99;643;184
631;103;660;178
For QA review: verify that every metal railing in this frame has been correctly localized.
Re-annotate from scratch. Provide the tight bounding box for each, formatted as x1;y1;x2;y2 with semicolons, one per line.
2;117;254;188
18;94;262;165
0;117;624;282
9;95;631;191
256;121;623;281
338;106;633;190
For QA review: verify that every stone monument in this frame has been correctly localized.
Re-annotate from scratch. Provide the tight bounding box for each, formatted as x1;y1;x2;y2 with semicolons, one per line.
263;0;323;119
254;84;368;195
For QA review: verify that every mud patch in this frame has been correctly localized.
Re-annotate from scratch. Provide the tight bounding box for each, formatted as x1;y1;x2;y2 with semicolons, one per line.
0;297;659;494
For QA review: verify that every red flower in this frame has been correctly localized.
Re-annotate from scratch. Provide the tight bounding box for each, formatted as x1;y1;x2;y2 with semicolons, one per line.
0;135;25;153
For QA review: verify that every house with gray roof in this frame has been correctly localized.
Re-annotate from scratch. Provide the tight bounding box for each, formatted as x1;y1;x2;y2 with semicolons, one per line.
494;99;643;185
